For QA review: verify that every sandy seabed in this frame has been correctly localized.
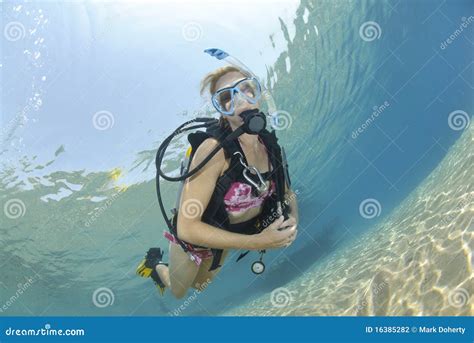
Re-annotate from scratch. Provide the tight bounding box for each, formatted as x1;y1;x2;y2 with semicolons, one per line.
225;125;473;316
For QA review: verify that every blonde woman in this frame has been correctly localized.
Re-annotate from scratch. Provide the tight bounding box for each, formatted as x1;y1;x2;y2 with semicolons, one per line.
137;65;299;299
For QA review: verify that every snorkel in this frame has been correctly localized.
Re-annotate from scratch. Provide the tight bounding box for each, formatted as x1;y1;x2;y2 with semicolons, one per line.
203;48;289;220
154;48;291;274
155;47;288;207
203;48;278;117
157;48;272;183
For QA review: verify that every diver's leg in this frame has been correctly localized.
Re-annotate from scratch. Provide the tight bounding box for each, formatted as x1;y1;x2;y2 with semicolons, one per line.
191;249;230;291
156;241;200;299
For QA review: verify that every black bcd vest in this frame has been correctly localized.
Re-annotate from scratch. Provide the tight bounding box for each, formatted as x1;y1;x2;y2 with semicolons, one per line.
172;122;290;271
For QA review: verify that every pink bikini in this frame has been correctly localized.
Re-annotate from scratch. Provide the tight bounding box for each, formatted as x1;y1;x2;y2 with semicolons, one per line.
164;137;274;265
223;180;275;213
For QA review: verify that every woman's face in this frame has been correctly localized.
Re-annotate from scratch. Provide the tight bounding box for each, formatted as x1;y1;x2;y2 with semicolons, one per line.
214;71;260;125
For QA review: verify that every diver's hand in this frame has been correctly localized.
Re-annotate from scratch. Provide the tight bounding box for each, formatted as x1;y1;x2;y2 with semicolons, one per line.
280;215;298;231
254;216;298;250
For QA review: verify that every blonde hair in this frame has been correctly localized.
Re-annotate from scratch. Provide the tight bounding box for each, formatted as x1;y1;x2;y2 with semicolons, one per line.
200;65;250;130
200;65;250;96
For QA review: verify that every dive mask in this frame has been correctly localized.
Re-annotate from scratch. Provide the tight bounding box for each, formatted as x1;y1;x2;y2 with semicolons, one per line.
211;77;262;115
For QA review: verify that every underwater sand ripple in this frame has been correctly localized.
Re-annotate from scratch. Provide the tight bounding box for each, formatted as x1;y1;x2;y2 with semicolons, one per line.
225;126;473;316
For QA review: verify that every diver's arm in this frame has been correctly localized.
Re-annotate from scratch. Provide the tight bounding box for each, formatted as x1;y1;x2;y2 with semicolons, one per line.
176;138;263;251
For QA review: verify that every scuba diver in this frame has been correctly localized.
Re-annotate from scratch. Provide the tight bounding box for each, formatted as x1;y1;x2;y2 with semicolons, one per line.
136;49;299;299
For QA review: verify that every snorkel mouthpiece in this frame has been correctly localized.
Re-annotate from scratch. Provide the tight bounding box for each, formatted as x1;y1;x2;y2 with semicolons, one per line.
239;109;266;135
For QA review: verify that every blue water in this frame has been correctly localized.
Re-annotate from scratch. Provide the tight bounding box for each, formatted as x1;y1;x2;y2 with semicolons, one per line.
1;0;472;316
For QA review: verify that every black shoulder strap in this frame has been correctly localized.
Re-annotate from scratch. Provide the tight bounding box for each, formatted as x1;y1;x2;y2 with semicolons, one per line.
200;124;246;220
187;131;211;152
206;123;242;160
258;129;290;217
185;125;290;270
187;123;241;160
187;124;244;272
258;129;279;152
258;129;281;179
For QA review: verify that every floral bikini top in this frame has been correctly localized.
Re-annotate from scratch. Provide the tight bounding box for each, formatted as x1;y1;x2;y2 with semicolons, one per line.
223;137;275;214
223;178;275;213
